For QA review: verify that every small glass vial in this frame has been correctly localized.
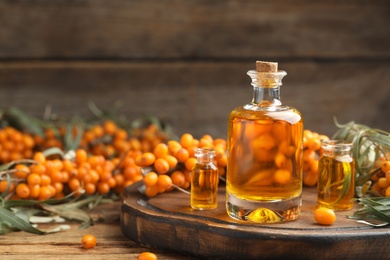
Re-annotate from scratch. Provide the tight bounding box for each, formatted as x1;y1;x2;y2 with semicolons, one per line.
317;140;355;211
191;148;219;210
226;61;304;223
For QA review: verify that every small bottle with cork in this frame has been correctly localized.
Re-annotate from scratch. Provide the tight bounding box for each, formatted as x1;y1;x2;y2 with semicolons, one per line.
190;148;219;210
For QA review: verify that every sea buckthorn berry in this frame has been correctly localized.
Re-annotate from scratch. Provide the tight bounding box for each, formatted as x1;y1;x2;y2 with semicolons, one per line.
38;186;53;201
16;183;30;199
138;252;158;260
167;140;182;154
84;183;96;195
377;177;389;189
381;161;390;174
157;175;172;193
27;173;41;186
153;143;169;158
75;149;88;164
29;184;40;198
14;164;30;179
40;174;52;186
81;234;97;249
184;158;197;171
143;171;158;187
144;184;159;197
163;155;178;170
154;158;170;174
171;171;185;187
97;182;110;195
175;148;189;163
274;169;291;185
33;152;46;164
103;120;117;135
314;208;336;225
180;133;194;149
135;152;156;167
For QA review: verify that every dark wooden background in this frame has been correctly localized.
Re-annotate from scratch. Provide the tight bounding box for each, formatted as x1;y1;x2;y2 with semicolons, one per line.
0;0;389;139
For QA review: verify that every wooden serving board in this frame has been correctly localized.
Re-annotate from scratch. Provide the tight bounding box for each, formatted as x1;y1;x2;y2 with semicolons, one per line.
121;184;390;259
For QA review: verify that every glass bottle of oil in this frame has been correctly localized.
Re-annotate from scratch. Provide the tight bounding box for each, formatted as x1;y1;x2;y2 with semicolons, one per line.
191;148;219;210
317;140;355;211
226;61;304;223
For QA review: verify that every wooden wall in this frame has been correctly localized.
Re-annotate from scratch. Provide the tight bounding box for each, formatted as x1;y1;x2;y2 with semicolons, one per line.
0;0;389;139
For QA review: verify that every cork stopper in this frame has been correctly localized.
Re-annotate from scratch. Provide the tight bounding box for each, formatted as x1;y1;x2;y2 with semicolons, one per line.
256;61;278;73
251;61;284;87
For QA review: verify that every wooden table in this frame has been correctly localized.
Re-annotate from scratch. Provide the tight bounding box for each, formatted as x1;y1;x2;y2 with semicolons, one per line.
0;201;196;260
2;186;390;260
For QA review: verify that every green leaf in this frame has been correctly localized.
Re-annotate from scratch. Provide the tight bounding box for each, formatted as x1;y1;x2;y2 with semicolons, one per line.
0;208;45;235
3;107;45;136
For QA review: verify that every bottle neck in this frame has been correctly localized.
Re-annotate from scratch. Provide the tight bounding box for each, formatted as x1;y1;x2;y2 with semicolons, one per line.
252;86;282;107
246;70;286;110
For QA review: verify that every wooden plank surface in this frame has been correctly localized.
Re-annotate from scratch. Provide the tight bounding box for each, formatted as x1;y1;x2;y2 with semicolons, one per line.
0;61;389;139
0;1;389;59
0;201;197;260
0;1;389;138
121;186;390;260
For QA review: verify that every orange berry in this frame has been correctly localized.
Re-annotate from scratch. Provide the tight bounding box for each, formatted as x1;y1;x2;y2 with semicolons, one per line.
14;164;30;179
175;148;189;163
106;177;117;188
103;120;117;135
153;143;169;158
157;175;172;192
113;174;125;187
143;171;159;187
81;234;97;249
135;152;156;167
138;252;158;260
306;137;321;151
29;184;40;198
303;172;318;187
75;149;88;164
29;163;46;175
377;177;389;189
184;158;197;171
40;174;52;186
171;171;186;187
33;152;46;164
385;171;390;184
180;133;194;149
16;183;30;199
97;182;110;194
154;158;170;174
27;173;41;185
314;208;336;225
52;182;64;194
144;184;159;197
381;161;390;174
216;154;227;167
38;186;52;200
274;169;291;185
68;178;81;191
85;183;96;195
163;155;178;169
385;186;390;197
167;140;182;155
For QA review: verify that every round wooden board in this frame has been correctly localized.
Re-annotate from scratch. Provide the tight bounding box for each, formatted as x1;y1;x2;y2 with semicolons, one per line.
121;184;390;259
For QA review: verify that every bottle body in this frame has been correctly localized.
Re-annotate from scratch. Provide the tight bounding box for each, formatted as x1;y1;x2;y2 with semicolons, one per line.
226;107;303;222
317;140;355;211
226;65;303;223
191;148;219;210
